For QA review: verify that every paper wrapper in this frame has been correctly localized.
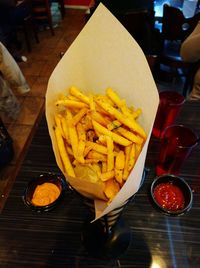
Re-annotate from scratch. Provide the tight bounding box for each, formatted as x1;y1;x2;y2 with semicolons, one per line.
45;4;159;221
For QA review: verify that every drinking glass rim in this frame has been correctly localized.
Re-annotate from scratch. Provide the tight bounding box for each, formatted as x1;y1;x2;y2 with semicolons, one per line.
162;124;199;149
159;91;185;106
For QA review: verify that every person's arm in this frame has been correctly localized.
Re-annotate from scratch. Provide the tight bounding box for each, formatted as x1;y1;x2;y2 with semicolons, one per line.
0;42;30;94
180;21;200;62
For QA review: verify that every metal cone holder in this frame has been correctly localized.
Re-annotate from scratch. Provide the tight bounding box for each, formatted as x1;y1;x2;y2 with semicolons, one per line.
81;197;132;260
67;168;148;260
83;195;130;231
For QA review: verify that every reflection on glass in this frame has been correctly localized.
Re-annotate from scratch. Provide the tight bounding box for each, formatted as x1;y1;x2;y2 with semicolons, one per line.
154;1;169;17
182;0;198;17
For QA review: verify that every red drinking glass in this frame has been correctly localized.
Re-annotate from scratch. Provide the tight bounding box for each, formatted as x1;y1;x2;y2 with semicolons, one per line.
156;125;198;176
152;91;185;138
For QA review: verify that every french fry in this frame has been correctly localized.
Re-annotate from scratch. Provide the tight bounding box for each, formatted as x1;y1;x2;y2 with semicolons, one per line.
96;94;116;107
115;170;123;184
77;122;86;141
96;103;114;117
132;108;142;119
83;144;93;157
115;150;125;170
96;98;147;139
94;130;102;139
102;162;107;173
115;150;125;184
87;150;107;162
92;120;132;146
123;145;131;180
71;108;88;126
120;100;133;118
97;135;107;145
104;179;120;202
76;140;85;163
55;99;88;109
69;86;89;104
73;158;100;165
60;116;70;142
66;145;74;156
107;120;121;130
90;111;111;127
67;94;80;101
81;114;93;131
106;88;123;107
89;94;96;111
106;88;131;116
54;114;65;138
106;88;142;122
106;88;138;123
66;110;79;158
54;126;75;177
100;171;115;181
128;143;136;172
76;123;86;163
115;127;144;144
84;159;101;164
106;136;114;172
86;141;107;154
91;163;101;176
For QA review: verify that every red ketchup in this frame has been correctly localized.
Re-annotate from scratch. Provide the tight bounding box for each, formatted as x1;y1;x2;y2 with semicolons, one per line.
153;182;185;211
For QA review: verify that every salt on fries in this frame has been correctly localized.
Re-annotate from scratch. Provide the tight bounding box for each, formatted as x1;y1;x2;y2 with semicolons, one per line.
54;86;146;203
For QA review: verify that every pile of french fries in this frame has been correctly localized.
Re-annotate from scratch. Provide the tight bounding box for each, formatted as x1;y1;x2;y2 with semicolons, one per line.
54;86;146;203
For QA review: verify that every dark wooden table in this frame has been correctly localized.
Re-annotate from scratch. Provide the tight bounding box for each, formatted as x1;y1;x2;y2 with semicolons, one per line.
0;100;200;268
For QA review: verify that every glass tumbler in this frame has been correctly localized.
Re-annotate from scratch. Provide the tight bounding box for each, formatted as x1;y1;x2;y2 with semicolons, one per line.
156;125;198;175
152;91;185;139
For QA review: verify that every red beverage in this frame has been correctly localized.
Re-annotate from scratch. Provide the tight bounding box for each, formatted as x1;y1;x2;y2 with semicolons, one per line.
152;91;185;138
156;125;198;175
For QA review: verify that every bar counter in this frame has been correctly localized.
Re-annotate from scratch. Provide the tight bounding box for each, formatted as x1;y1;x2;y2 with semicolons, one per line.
0;100;200;267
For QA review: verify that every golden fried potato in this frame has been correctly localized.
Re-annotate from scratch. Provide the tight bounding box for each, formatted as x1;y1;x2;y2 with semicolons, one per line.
54;126;75;177
92;120;132;146
115;150;125;184
104;179;120;202
106;136;114;172
54;86;146;203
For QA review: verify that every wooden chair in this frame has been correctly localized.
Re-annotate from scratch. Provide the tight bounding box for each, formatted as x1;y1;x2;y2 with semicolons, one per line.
116;9;156;54
32;0;55;36
158;4;200;96
145;54;158;76
14;0;39;52
17;14;39;52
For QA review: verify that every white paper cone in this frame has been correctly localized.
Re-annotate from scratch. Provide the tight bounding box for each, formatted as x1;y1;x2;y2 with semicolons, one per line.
46;4;159;221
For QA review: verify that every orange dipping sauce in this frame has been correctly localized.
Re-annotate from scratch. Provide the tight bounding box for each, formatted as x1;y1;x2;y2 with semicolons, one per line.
31;182;61;206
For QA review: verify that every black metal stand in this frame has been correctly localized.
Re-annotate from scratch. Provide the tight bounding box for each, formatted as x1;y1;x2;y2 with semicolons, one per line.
81;168;149;260
81;216;131;260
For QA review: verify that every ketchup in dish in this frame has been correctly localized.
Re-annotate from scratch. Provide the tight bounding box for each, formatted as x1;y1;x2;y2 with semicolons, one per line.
153;182;185;211
31;182;60;206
